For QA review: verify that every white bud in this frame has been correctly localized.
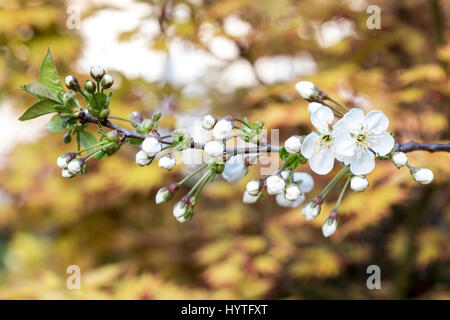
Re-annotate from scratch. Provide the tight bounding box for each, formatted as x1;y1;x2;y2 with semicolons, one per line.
142;137;162;157
204;140;224;157
202;114;217;130
412;168;434;184
173;201;188;218
136;150;152;166
281;171;314;193
392;152;408;168
101;74;114;89
276;192;305;208
159;154;176;170
284;135;302;154
266;175;286;195
61;168;75;179
302;201;321;221
285;183;302;201
246;179;261;196
67;158;83;174
242;191;262;204
350;175;369;192
176;215;190;223
57;153;73;169
155;187;172;204
295;81;320;101
307;102;325;115
90;65;105;81
322;218;338;238
212;119;233;139
222;155;248;183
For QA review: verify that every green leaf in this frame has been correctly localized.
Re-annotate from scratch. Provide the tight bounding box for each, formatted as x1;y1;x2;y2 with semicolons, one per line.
19;99;60;121
45;114;68;132
94;151;109;160
279;147;289;160
79;130;98;149
19;82;61;103
129;137;143;145
39;48;65;97
88;93;108;111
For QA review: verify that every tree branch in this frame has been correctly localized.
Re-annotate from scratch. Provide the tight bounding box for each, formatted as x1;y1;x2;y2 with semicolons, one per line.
79;111;450;154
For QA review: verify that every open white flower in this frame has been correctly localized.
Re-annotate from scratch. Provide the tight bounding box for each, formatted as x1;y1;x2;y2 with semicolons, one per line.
284;135;302;154
213;119;233;139
301;106;337;175
334;108;395;175
307;102;325;115
222;155;248;182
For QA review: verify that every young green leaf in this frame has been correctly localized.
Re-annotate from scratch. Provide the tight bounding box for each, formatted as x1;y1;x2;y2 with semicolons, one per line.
79;130;98;149
19;99;60;121
45;114;69;132
39;48;65;97
19;82;61;103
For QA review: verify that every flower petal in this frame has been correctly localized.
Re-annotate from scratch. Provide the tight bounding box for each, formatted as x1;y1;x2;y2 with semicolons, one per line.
365;110;389;134
309;149;335;175
343;108;365;131
311;106;334;132
293;172;314;192
349;151;375;175
301;132;320;159
334;130;355;157
370;132;394;156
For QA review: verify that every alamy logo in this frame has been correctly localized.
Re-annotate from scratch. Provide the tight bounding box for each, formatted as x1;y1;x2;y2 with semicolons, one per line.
66;5;81;30
66;265;81;290
366;5;381;30
366;265;381;289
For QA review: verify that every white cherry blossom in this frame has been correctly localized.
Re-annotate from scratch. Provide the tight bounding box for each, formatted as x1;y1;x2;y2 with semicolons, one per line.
334;108;395;175
301;106;337;175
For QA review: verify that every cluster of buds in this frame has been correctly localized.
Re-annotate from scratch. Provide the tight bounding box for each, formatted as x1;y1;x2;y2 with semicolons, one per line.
57;153;84;178
391;151;434;184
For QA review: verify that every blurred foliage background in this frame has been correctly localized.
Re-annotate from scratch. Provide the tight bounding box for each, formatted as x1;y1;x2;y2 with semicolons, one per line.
0;0;449;299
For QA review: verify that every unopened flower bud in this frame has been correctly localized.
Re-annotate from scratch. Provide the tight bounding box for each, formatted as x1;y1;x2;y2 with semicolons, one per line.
90;66;105;81
307;102;325;115
204;140;224;157
135;150;152;166
243;191;263;204
285;183;302;201
130;111;143;124
142;136;162;157
173;197;190;219
106;130;120;143
62;92;78;109
84;80;96;94
295;81;320;101
63;133;72;143
159;154;176;170
322;216;338;238
302;201;321;221
155;186;174;204
177;206;194;223
266;174;286;195
276;192;306;208
412;168;434;184
350;175;369;192
57;153;75;169
212;118;233;139
99;107;110;119
65;75;80;91
62;168;75;179
392;152;408;168
67;158;84;174
246;179;262;196
222;155;248;183
152;111;162;123
101;74;114;89
202;114;216;130
284;135;303;154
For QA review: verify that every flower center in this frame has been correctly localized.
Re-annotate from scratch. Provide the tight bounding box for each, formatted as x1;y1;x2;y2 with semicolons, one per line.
356;134;366;143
